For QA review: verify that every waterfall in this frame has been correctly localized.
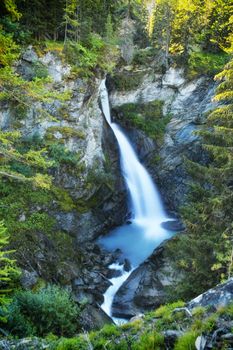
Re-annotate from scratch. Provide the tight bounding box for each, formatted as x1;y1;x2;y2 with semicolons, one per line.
99;79;171;321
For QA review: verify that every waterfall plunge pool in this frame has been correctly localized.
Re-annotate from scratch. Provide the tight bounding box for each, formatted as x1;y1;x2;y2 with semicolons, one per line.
99;220;173;323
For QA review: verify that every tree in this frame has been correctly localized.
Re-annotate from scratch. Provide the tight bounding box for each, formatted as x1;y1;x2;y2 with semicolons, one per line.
64;0;79;43
200;0;233;52
151;0;176;66
0;221;19;321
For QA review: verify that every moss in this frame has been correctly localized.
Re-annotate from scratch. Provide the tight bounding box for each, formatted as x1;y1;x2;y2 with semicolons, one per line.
218;304;233;315
191;306;206;318
100;324;121;337
52;187;76;212
114;100;171;141
46;126;85;141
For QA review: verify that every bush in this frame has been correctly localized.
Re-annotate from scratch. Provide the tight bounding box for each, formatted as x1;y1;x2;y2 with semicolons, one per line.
7;285;80;337
63;34;105;77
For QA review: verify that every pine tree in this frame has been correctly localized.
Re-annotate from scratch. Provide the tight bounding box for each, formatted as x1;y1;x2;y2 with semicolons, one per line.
64;0;79;43
0;221;19;321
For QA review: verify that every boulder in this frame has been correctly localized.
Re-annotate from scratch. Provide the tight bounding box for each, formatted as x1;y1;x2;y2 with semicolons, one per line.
188;278;233;311
20;270;39;289
79;304;113;331
112;239;180;318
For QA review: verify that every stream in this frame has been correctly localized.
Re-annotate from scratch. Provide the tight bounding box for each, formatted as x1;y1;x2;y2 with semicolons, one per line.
99;80;173;323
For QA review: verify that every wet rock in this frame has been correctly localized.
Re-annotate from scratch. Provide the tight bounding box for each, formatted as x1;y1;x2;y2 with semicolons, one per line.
112;239;180;318
161;219;185;232
107;269;122;279
124;259;131;272
79;304;113;331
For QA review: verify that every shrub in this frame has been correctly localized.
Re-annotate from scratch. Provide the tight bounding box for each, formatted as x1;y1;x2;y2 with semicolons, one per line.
111;71;144;91
31;62;49;80
63;34;105;77
7;285;80;337
47;143;81;167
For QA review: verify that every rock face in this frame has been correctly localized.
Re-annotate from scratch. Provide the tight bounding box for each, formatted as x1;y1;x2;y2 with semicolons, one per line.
0;47;127;327
112;239;180;318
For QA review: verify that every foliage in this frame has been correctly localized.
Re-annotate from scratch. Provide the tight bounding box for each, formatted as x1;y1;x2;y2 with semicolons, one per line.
63;33;116;77
132;48;157;66
0;130;54;189
0;30;20;66
6;285;80;337
187;51;229;78
111;71;145;91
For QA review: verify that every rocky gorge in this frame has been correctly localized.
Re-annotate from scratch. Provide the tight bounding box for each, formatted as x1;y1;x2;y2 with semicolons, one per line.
0;42;222;329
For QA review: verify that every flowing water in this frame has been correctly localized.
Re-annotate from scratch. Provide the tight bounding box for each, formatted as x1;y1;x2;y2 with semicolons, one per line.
99;80;172;321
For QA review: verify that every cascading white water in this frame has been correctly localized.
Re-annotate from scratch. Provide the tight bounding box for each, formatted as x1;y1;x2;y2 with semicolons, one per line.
99;79;172;320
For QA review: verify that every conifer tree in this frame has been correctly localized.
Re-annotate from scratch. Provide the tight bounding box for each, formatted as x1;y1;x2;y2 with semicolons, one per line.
64;0;79;43
0;221;19;321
